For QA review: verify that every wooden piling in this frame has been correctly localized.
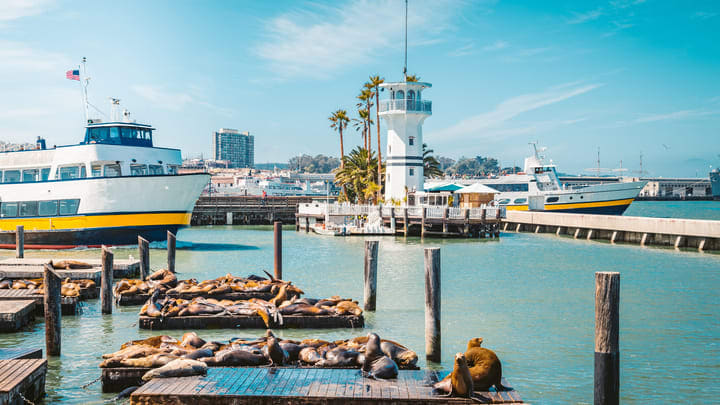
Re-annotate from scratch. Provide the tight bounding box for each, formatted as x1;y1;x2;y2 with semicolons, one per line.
305;217;310;233
421;208;427;238
138;236;150;280
43;264;61;356
273;221;282;280
167;231;176;273
15;225;24;259
390;208;396;234
363;240;378;311
424;247;441;363
442;208;449;234
594;272;620;405
101;246;114;314
403;208;409;236
463;209;470;236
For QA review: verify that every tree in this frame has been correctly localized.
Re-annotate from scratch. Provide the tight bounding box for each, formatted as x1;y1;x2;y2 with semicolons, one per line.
405;73;420;82
288;154;340;173
352;109;373;151
423;143;444;178
333;147;382;204
329;109;349;165
445;155;500;177
357;88;374;152
368;75;385;202
437;156;456;171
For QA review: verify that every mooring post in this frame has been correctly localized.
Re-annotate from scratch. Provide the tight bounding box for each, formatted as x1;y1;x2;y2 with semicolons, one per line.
364;240;379;311
43;264;61;356
424;247;441;363
403;208;409;236
167;231;176;273
442;207;449;234
421;207;427;238
15;225;24;259
274;221;282;280
226;212;233;225
595;272;620;405
138;236;150;280
463;208;470;236
305;217;310;233
390;208;396;234
101;246;114;314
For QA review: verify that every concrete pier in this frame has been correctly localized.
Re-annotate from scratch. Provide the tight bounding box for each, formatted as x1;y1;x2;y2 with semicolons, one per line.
503;211;720;252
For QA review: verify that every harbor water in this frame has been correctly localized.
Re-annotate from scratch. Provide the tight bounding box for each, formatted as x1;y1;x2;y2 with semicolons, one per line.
0;202;717;404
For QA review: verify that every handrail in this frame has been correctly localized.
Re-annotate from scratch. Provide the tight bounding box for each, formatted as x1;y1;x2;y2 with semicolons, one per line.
379;99;432;113
297;203;505;219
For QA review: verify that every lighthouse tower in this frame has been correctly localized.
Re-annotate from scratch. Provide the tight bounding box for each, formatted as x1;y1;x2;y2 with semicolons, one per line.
378;81;432;202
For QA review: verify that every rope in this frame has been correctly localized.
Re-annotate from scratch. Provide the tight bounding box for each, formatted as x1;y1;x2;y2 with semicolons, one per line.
81;375;102;390
18;391;35;405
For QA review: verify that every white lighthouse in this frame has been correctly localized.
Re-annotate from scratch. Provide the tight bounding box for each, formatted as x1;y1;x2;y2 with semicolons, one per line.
378;81;432;203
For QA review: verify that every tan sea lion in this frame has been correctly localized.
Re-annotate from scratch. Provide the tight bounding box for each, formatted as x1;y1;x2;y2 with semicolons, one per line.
433;353;475;398
180;332;206;349
299;347;323;364
361;333;398;379
51;260;93;270
263;330;288;366
317;346;361;367
380;340;418;368
141;358;207;381
465;338;509;391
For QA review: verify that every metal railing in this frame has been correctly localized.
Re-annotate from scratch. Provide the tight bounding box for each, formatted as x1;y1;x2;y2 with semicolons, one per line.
379;99;432;114
299;203;505;219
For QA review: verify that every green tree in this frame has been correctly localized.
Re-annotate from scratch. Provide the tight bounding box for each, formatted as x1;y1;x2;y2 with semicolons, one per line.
423;143;444;178
329;109;349;164
405;73;420;82
357;88;374;152
333;147;382;204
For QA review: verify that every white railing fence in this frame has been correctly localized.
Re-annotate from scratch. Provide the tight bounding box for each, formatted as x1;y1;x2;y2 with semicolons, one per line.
298;203;506;219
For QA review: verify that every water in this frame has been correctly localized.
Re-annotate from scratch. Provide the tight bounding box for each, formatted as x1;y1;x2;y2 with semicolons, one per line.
625;200;720;220
1;223;718;404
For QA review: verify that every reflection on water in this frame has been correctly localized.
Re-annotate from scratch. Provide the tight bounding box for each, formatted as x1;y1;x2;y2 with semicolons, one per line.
0;224;718;404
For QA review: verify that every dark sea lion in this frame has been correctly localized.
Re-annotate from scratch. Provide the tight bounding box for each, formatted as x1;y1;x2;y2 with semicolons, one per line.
299;347;323;364
317;347;361;367
361;333;398;379
183;348;214;360
115;386;138;400
380;340;418;368
205;349;266;366
279;341;303;362
263;330;288;366
465;338;509;391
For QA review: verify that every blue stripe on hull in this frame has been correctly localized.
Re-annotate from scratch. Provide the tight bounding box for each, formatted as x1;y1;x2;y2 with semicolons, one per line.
0;224;185;248
548;204;631;216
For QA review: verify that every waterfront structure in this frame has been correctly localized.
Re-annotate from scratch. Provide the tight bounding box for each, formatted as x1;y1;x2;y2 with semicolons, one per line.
0;106;209;248
213;128;254;168
378;81;432;202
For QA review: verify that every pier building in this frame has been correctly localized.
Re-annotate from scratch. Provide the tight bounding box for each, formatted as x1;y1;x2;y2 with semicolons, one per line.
378;81;432;202
213;128;254;168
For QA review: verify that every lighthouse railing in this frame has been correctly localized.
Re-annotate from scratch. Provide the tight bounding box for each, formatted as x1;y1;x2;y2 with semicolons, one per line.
379;99;432;114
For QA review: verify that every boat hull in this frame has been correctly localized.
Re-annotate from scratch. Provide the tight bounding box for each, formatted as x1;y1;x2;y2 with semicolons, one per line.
506;198;633;215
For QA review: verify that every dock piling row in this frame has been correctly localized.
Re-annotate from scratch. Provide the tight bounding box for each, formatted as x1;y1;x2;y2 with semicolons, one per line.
363;240;378;311
167;231;176;273
273;221;282;279
43;264;61;356
101;247;114;314
15;225;24;259
424;247;441;363
594;272;620;405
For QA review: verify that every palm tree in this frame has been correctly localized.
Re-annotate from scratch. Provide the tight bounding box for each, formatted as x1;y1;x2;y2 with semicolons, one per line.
357;88;374;152
368;75;385;201
334;147;382;204
405;73;420;82
352;109;373;151
423;143;444;178
329;109;349;165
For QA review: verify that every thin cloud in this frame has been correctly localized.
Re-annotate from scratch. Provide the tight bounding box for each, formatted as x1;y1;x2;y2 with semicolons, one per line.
131;84;233;116
0;0;54;22
692;11;718;20
0;40;70;72
482;40;508;51
432;82;603;140
448;43;475;57
254;0;461;79
634;109;719;123
567;8;604;24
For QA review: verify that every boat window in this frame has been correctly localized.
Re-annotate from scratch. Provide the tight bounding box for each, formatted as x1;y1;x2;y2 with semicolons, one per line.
1;202;18;217
41;168;50;181
110;127;120;139
3;170;20;183
20;201;38;217
59;199;80;215
546;196;559;203
497;198;511;204
22;169;38;182
131;164;148;176
104;164;121;177
80;165;87;178
121;127;134;139
167;165;178;175
91;165;102;177
513;198;527;204
39;200;58;216
59;166;80;180
149;165;164;175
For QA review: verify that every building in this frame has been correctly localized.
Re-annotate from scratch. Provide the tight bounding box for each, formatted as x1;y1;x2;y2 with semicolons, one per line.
378;81;432;202
212;128;254;168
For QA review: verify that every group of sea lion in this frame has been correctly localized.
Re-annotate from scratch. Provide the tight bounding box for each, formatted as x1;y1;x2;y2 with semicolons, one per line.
113;269;179;298
0;277;95;297
100;330;417;373
433;337;510;400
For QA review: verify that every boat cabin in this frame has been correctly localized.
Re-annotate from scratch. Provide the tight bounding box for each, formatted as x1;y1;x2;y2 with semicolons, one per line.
83;121;154;147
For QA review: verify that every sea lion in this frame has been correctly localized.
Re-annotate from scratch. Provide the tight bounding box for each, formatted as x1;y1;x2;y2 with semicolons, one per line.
180;332;206;349
299;347;323;364
317;347;361;367
465;338;509;391
361;333;398;379
433;353;474;398
279;341;303;362
182;348;214;360
51;260;93;270
380;340;418;368
263;330;288;366
201;349;266;366
142;358;207;381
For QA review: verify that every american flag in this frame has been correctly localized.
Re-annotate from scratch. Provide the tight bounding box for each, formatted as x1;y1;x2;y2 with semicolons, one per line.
65;69;80;81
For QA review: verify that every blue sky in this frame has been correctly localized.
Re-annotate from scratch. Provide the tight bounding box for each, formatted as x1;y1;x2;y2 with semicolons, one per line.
1;0;718;177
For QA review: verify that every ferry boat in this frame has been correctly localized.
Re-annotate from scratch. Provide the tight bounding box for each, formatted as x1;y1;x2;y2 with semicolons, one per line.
481;145;647;215
0;98;209;248
710;168;720;200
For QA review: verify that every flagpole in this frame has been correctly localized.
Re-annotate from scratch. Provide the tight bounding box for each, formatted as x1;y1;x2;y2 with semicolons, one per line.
81;57;89;123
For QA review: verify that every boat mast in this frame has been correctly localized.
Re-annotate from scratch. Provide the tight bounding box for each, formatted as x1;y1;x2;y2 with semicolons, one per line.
81;57;90;123
403;0;407;79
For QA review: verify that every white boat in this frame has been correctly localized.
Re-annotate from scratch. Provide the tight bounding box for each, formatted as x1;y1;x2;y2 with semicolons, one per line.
0;69;209;248
479;145;647;215
213;177;327;197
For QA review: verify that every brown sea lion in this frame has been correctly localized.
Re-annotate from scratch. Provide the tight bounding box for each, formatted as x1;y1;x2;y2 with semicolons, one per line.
142;358;207;381
180;332;206;349
433;353;474;398
361;333;398;379
299;347;323;364
201;349;266;366
380;340;418;368
465;338;509;391
51;260;93;269
317;347;361;367
263;330;288;366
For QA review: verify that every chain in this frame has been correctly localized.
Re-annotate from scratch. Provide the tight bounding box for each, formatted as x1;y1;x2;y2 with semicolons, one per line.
81;375;102;390
18;391;35;405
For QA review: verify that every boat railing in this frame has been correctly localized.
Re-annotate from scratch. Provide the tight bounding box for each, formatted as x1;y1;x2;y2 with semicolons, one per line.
299;203;506;219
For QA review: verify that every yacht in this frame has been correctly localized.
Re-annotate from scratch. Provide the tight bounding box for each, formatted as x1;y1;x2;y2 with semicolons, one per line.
481;145;647;215
0;103;209;248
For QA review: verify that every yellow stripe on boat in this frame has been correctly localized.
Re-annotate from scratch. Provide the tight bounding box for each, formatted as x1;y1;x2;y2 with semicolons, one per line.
0;212;191;232
504;198;634;211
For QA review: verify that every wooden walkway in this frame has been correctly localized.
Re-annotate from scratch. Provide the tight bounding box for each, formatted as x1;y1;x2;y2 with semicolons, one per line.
131;368;526;404
0;359;47;405
0;348;42;360
0;300;35;332
0;289;78;315
139;314;364;330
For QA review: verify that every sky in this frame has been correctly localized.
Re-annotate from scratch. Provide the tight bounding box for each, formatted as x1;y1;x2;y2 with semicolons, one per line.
0;0;719;177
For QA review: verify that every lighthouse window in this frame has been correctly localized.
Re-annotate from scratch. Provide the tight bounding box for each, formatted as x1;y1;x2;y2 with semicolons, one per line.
409;137;415;146
20;201;38;217
1;202;18;218
408;90;415;100
3;170;20;183
409;168;415;176
104;164;122;177
396;90;404;99
39;200;58;216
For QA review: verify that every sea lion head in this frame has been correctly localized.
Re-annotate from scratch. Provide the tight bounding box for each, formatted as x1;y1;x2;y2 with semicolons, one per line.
467;337;484;350
455;352;467;365
265;329;276;339
366;333;381;354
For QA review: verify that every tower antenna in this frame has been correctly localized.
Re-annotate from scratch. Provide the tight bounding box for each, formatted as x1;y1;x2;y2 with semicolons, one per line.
403;0;408;79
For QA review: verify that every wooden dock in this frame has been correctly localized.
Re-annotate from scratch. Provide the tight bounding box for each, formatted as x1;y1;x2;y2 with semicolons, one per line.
118;291;277;306
0;359;47;405
130;368;526;404
0;289;78;316
0;257;140;279
0;348;42;360
0;301;35;332
139;314;364;330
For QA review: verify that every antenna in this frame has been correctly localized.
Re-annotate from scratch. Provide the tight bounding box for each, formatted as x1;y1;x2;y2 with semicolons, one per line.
403;0;408;79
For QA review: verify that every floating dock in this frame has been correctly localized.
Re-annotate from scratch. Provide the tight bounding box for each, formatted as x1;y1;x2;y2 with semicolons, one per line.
0;257;140;279
130;368;525;404
0;289;78;315
0;301;35;332
0;359;47;405
192;195;318;225
139;314;364;330
503;210;720;252
118;291;277;306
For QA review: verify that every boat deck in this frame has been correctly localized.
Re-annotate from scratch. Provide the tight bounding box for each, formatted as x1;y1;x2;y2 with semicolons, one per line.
130;368;526;404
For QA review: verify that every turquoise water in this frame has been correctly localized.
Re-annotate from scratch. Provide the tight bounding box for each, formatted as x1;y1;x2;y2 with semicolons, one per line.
625;200;720;220
1;224;718;404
